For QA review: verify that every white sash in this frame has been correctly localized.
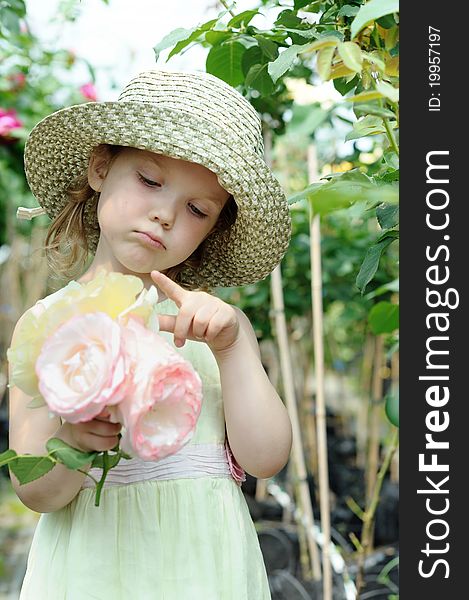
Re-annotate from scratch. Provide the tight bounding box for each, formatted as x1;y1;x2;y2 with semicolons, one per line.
80;442;231;489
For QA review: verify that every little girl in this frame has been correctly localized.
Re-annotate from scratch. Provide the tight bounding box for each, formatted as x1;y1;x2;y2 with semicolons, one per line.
8;69;293;599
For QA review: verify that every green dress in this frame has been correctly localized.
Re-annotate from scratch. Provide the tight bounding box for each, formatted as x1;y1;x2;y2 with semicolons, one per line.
19;282;271;599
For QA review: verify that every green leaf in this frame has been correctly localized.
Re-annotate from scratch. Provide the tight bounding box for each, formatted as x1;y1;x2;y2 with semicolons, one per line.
385;390;399;427
353;103;396;119
377;13;396;28
346;115;390;141
275;9;303;28
337;41;363;73
276;26;318;42
316;46;335;80
377;169;399;183
346;90;385;102
168;18;218;59
333;74;359;95
294;0;314;9
230;33;258;49
301;36;339;53
227;9;259;29
368;301;399;334
361;50;386;72
290;171;398;213
245;63;275;95
365;277;399;299
254;34;279;60
153;27;195;62
46;438;97;470
206;41;245;86
376;80;399;102
205;30;231;46
91;452;122;470
384;150;399;170
241;45;263;76
356;234;397;293
351;0;399;39
9;456;55;484
377;203;399;229
0;449;17;467
297;0;322;13
268;44;304;82
338;4;360;17
269;37;337;83
376;229;399;244
205;29;232;46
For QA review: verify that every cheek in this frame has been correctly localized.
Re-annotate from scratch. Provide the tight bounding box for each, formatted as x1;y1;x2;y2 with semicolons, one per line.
97;193;137;224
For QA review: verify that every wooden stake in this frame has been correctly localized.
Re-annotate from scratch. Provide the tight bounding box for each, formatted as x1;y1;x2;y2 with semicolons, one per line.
365;334;384;554
271;264;321;581
357;334;375;469
390;348;399;484
308;144;333;600
264;126;321;581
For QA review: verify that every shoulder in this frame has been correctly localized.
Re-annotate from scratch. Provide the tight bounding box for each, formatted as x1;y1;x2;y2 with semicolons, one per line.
232;305;261;359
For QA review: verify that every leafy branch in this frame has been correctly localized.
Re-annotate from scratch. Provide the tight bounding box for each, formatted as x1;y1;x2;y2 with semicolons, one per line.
0;437;130;506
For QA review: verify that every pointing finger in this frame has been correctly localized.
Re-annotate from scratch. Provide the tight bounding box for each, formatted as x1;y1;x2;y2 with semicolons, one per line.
151;271;187;306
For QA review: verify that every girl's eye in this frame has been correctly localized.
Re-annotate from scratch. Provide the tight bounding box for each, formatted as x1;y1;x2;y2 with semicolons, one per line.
188;203;208;219
138;173;161;188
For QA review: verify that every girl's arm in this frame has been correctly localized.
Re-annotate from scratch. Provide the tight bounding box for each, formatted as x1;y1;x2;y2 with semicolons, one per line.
152;271;293;479
8;310;120;513
215;308;292;479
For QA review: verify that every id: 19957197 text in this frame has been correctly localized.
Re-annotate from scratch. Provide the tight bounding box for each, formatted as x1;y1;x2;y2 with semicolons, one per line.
428;26;441;112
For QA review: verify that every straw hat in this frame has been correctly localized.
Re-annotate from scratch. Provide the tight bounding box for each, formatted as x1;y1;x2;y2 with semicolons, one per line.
19;69;291;288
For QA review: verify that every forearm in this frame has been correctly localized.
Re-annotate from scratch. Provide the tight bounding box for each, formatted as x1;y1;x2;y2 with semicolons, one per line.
10;422;90;513
215;333;292;479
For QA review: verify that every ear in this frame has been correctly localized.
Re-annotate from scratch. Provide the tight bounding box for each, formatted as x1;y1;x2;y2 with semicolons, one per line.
88;145;113;192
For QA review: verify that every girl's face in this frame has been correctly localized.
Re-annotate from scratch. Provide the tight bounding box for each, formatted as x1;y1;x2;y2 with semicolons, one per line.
87;147;230;288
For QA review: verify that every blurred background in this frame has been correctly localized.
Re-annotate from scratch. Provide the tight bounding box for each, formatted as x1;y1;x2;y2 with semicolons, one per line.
1;1;399;598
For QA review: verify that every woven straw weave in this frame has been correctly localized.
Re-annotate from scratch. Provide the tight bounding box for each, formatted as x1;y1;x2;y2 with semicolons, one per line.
23;69;291;287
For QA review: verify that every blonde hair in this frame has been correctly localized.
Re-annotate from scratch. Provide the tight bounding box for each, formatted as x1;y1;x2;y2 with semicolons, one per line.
43;144;237;289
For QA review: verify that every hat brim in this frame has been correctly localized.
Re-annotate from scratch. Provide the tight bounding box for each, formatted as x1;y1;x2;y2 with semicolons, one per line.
24;101;291;287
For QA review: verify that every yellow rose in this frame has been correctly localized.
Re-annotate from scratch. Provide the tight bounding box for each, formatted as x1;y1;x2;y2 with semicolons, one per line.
7;268;159;400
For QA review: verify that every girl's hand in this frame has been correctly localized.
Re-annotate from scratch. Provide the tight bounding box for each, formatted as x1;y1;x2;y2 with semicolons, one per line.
151;270;240;353
59;408;122;453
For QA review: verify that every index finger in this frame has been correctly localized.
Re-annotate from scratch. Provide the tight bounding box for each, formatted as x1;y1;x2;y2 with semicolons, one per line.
150;271;188;306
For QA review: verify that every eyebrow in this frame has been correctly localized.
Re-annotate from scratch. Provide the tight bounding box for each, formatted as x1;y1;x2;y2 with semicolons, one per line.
145;154;166;170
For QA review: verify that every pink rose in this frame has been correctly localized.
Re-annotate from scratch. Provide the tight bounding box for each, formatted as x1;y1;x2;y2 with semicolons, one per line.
35;312;130;423
117;317;202;461
79;82;97;101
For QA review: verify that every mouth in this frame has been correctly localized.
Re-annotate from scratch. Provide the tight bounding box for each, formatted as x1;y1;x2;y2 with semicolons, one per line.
135;231;166;250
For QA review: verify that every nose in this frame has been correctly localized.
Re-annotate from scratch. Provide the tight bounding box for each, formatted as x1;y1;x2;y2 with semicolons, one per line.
148;202;175;229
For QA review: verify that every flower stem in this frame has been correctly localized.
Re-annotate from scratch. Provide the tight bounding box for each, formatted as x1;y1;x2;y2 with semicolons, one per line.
94;451;109;507
77;469;99;485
